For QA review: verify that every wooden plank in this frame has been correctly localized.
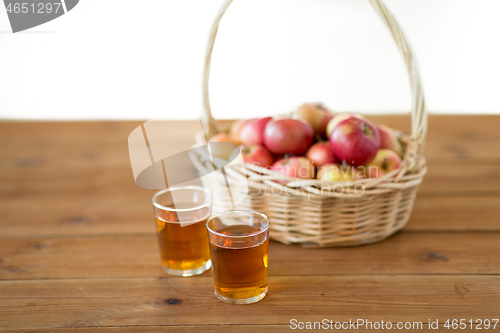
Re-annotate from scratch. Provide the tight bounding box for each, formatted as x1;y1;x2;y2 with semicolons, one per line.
1;233;500;280
1;118;500;202
1;275;499;330
1;195;499;238
418;162;500;194
0;197;154;237
0;324;463;332
1;160;499;200
406;196;500;231
0;122;202;167
2;116;500;162
0;327;292;333
0;121;141;146
0;120;202;146
0;166;143;198
368;115;500;162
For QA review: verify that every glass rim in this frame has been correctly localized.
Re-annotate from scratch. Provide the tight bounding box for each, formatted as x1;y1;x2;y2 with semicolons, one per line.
152;186;213;212
206;210;270;239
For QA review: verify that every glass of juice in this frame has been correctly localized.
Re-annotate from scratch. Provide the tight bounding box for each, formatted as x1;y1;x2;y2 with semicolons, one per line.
152;186;212;277
207;210;270;304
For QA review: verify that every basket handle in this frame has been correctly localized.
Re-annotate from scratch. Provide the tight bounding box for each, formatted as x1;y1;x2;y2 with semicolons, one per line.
202;0;427;158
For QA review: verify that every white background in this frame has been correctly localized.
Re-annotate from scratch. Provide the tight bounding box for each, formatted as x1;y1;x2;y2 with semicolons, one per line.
0;0;499;120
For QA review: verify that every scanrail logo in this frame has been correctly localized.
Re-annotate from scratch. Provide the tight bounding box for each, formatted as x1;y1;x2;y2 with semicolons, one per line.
3;0;79;33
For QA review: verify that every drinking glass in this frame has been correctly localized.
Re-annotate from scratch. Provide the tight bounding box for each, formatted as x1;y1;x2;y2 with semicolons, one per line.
207;210;270;304
152;186;212;276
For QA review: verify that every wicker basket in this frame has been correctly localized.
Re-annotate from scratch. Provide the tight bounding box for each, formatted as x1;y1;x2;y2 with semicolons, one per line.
194;0;428;247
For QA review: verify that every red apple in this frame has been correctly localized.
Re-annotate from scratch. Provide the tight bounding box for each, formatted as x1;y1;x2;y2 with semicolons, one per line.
326;113;368;139
241;144;273;168
264;119;314;155
330;117;380;166
306;142;339;167
293;103;334;138
362;149;402;178
317;163;363;182
271;157;315;181
239;117;272;146
209;133;240;161
378;125;404;157
230;118;253;143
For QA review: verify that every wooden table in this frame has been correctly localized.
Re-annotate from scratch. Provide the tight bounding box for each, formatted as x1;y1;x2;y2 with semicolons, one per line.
1;115;499;332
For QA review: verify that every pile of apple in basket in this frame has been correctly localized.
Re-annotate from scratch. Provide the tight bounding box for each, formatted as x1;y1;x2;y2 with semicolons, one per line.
210;103;405;183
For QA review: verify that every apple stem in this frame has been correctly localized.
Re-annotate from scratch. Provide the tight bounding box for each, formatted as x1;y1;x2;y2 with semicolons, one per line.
362;121;368;135
315;134;324;143
341;160;347;169
241;144;249;154
382;157;388;170
284;154;290;164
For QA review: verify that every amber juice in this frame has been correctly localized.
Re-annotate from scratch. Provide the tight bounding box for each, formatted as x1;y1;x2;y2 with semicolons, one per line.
156;208;211;273
209;225;269;300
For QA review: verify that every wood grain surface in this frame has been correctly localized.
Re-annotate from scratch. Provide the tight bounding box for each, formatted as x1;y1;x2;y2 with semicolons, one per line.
1;116;499;332
1;233;500;280
1;276;499;330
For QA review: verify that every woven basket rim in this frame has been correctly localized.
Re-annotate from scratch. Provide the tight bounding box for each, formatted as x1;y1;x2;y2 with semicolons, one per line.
191;130;427;199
